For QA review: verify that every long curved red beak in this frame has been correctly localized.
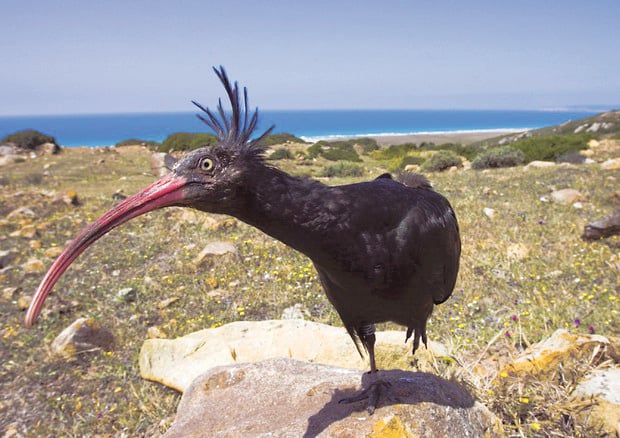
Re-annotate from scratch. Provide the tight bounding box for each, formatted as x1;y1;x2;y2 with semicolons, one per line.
25;173;189;327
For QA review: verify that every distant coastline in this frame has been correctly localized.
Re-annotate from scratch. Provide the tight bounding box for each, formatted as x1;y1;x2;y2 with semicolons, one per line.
302;128;526;145
0;109;598;147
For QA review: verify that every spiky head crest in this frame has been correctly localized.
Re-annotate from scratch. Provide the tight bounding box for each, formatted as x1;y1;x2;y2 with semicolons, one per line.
192;66;274;153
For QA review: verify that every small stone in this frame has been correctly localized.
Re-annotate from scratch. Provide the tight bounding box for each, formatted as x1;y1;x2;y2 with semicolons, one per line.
524;160;555;169
7;207;36;220
17;295;32;310
10;224;37;238
157;297;180;309
483;207;495;220
51;317;115;360
281;303;308;320
2;287;20;300
601;158;620;170
550;188;585;204
117;287;137;303
147;326;167;339
506;243;529;260
193;241;238;267
44;246;64;258
22;258;46;273
0;249;18;269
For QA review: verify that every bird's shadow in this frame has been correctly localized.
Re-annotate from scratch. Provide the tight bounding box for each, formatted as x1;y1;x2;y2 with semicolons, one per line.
303;369;475;438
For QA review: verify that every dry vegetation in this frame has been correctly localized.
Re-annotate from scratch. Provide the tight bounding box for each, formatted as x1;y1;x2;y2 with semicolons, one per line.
1;143;618;437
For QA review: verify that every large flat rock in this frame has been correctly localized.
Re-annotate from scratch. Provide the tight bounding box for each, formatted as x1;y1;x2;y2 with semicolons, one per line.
139;319;446;392
163;358;504;437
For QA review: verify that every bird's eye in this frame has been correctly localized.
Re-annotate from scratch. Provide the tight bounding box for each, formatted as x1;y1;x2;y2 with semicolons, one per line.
199;157;214;172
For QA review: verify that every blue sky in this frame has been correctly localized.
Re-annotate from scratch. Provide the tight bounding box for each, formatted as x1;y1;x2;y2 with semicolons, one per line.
2;0;619;115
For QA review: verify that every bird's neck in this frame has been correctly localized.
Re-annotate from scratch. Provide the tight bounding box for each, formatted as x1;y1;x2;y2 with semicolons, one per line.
234;164;333;260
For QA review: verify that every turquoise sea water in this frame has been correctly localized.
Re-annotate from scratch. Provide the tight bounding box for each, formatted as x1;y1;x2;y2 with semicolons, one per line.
0;109;598;147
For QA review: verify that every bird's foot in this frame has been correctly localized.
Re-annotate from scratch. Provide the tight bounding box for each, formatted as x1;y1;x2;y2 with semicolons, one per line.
339;379;391;415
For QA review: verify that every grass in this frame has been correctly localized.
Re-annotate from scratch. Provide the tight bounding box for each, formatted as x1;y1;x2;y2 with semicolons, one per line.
1;144;619;436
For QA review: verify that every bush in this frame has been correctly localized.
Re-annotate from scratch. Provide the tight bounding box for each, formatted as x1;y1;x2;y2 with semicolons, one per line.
471;146;526;169
158;132;218;152
320;162;365;178
510;134;591;162
398;155;425;169
1;130;57;150
371;143;417;160
267;147;294;160
306;141;361;162
353;137;379;154
420;150;462;172
557;151;587;164
262;133;306;146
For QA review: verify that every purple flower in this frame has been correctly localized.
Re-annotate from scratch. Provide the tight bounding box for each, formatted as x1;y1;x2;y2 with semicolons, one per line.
574;319;581;327
512;315;518;322
588;325;595;334
538;220;544;225
505;331;511;338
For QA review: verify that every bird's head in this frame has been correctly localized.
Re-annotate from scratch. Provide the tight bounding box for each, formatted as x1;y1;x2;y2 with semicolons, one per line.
24;66;273;327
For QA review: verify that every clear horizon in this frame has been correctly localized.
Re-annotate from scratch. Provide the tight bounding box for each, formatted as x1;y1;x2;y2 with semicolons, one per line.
2;0;619;117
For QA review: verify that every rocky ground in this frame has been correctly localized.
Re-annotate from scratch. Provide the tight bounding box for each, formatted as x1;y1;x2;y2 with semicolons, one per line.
1;137;619;436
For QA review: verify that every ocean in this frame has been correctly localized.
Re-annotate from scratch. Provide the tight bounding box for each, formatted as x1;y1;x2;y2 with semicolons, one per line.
0;109;598;147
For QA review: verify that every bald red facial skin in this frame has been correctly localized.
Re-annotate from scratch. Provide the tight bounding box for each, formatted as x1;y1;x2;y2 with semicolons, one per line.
25;173;188;327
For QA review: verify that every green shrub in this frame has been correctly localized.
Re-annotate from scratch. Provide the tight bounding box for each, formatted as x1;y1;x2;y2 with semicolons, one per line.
306;141;361;162
267;147;294;160
1;129;57;150
557;151;586;164
320;161;365;178
420;150;462;172
511;134;591;162
262;133;306;146
353;137;379;154
158;132;218;152
371;143;417;160
471;146;526;169
398;155;425;169
438;143;479;161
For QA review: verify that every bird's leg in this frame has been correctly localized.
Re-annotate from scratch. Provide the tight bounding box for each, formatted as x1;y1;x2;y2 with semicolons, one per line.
360;324;378;373
339;324;391;414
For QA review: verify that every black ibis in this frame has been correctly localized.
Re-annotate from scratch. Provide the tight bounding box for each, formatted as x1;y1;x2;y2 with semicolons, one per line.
26;66;461;413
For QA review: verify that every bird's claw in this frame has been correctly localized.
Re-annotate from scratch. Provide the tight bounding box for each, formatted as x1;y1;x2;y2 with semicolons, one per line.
339;380;391;415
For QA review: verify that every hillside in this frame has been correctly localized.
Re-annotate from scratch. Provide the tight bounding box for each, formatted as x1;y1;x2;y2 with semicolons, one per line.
473;110;620;149
0;131;619;436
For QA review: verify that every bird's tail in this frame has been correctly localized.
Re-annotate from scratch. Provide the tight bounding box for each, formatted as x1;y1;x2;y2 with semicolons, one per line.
397;172;433;190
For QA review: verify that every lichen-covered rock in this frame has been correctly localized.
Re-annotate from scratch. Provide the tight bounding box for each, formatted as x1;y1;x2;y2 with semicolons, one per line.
601;158;620;170
500;329;609;377
51;317;114;360
571;368;620;436
163;358;504;437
